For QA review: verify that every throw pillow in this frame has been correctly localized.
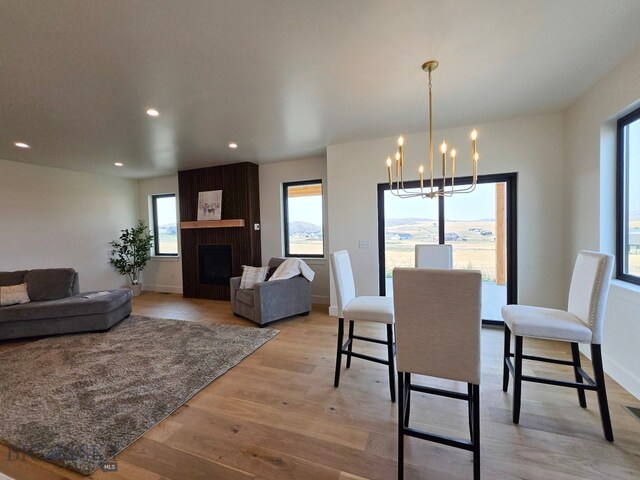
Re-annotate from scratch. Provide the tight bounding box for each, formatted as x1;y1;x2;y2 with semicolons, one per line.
24;268;76;301
0;283;31;307
240;266;269;289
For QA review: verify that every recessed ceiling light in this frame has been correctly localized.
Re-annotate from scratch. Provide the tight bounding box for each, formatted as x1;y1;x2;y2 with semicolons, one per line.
229;143;238;149
14;142;30;149
114;162;124;167
146;108;159;117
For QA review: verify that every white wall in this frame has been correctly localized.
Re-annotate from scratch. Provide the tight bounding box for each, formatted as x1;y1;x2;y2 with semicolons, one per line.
565;46;640;398
327;113;567;312
259;156;330;304
0;158;138;290
137;175;183;293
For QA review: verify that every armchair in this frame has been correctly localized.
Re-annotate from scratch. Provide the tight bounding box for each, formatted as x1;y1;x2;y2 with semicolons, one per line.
230;257;312;326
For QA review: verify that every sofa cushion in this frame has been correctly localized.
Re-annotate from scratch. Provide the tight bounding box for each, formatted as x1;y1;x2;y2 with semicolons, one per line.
0;289;132;323
240;266;269;289
235;288;254;306
266;257;286;280
0;283;31;307
25;268;76;301
0;271;27;287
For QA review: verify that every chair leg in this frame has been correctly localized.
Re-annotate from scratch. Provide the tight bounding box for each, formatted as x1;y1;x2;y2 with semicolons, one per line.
472;383;481;480
591;344;614;442
513;335;523;424
502;324;511;392
346;320;355;368
397;371;404;480
571;342;587;408
387;324;396;403
404;372;411;427
334;318;344;388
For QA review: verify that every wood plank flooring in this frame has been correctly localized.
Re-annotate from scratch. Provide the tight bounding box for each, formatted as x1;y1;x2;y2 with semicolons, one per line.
1;293;639;479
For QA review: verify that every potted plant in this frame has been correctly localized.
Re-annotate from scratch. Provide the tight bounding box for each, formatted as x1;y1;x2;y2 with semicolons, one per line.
109;220;154;296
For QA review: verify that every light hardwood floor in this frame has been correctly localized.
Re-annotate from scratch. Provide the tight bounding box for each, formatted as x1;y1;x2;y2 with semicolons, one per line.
1;293;639;480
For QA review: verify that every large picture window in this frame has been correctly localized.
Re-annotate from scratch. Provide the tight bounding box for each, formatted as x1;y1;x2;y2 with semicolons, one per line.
283;180;324;258
151;194;178;256
617;106;640;285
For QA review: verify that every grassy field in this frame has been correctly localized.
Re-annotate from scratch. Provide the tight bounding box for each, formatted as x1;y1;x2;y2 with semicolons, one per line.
158;234;178;255
385;219;499;281
288;240;324;256
628;219;640;275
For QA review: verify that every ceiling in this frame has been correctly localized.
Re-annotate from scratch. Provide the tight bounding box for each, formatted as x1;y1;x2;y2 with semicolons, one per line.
2;0;640;179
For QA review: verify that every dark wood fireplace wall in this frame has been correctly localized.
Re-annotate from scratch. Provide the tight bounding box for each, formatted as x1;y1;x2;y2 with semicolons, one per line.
178;162;261;300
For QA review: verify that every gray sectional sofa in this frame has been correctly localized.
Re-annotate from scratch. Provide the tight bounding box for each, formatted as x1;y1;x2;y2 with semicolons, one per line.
0;268;132;340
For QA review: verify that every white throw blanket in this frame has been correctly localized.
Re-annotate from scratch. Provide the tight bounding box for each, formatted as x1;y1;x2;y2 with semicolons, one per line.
269;258;315;282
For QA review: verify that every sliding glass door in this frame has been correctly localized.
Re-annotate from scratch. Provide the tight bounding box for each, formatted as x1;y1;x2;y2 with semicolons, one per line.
378;173;517;323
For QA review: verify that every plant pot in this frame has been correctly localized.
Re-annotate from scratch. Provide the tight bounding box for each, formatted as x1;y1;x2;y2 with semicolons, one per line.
130;284;143;297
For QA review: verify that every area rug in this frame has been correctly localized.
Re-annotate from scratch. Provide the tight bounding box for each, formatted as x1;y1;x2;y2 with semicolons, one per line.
0;315;278;475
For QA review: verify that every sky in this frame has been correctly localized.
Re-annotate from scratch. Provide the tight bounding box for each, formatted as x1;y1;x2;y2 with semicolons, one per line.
629;120;639;217
385;182;497;220
288;195;323;226
156;196;177;226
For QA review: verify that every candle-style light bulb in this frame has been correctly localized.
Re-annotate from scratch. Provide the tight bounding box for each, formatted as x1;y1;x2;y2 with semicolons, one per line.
440;140;447;153
398;136;404;146
471;130;477;165
450;149;457;177
386;157;392;167
387;156;392;185
474;152;479;161
395;152;400;161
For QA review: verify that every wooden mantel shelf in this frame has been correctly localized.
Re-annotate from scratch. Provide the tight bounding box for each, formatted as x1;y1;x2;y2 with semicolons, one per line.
180;219;245;229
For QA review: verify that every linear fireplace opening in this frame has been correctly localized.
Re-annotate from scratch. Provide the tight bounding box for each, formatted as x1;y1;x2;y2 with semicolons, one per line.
198;244;232;286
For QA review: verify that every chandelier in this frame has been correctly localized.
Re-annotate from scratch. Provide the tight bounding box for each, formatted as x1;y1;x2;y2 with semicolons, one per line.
386;60;479;198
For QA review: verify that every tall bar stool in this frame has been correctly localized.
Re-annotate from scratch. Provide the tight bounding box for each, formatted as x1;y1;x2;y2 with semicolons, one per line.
393;267;482;480
414;243;453;268
502;250;615;441
330;250;396;402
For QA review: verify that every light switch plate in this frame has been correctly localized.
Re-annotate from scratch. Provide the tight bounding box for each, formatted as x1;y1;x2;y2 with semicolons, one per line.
358;240;370;249
254;223;261;231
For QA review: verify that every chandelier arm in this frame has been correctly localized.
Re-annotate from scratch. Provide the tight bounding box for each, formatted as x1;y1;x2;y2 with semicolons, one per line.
385;60;479;200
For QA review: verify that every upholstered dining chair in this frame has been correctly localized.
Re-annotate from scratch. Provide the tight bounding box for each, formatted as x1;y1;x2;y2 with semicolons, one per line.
393;268;482;480
414;244;453;268
501;250;615;441
330;250;396;402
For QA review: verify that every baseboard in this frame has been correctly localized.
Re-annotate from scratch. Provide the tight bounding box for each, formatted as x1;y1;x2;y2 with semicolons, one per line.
312;295;330;305
603;352;640;400
144;285;183;294
328;305;338;317
580;345;640;400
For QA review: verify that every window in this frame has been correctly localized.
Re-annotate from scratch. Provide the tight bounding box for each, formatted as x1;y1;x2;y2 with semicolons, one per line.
617;106;640;285
283;180;324;257
151;194;178;256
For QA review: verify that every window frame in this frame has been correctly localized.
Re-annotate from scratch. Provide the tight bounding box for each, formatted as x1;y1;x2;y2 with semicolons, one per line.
616;106;640;285
151;193;179;257
282;179;324;258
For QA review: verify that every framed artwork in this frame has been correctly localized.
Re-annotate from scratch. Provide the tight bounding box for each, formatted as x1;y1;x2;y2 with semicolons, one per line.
197;190;222;221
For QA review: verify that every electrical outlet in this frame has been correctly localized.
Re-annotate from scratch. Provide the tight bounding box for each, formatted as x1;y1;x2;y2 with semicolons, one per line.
358;240;370;249
254;223;261;231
